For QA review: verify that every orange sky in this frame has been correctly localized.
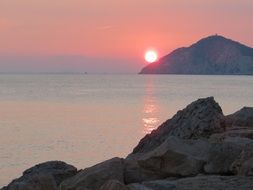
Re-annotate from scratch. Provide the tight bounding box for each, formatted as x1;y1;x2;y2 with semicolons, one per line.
0;0;253;73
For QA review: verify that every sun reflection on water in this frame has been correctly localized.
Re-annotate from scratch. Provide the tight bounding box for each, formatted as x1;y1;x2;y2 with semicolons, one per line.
142;78;160;134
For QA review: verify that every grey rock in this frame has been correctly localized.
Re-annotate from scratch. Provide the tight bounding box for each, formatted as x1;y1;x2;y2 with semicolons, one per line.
127;183;152;190
217;107;253;140
231;142;253;176
129;176;253;190
238;158;253;176
140;35;253;75
209;127;253;141
138;137;210;177
124;157;165;184
125;137;210;184
1;161;77;190
60;157;124;190
204;136;253;175
131;97;225;154
204;141;243;174
142;180;176;190
174;175;253;190
99;180;130;190
226;107;253;128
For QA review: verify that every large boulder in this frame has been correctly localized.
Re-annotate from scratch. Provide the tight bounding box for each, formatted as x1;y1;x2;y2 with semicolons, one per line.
220;107;253;140
60;157;124;190
126;135;253;183
174;175;253;190
209;127;253;141
1;161;77;190
226;107;253;128
141;180;176;190
124;137;210;184
132;97;225;154
204;140;243;174
137;137;209;177
128;175;253;190
130;176;253;190
231;142;253;176
204;137;253;175
124;157;165;184
99;180;130;190
127;183;152;190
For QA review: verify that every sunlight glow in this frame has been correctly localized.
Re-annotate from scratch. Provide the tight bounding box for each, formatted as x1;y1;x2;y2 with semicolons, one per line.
144;50;158;63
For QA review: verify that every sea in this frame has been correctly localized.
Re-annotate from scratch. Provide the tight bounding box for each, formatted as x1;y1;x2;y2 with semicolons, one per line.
0;74;253;186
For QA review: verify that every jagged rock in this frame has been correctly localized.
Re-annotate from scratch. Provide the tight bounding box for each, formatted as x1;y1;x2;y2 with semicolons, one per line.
125;137;210;184
174;175;253;190
127;183;152;190
238;157;253;176
132;97;225;154
99;180;130;190
124;157;165;184
60;157;124;190
137;137;209;177
204;141;243;174
126;135;253;183
130;176;253;190
142;180;176;190
209;127;253;141
231;142;253;176
226;107;253;127
212;107;253;140
1;161;77;190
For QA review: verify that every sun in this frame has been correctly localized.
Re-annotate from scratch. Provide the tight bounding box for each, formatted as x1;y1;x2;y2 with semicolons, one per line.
144;50;158;63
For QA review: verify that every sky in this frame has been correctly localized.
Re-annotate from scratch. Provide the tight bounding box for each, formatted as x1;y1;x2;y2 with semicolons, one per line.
0;0;253;73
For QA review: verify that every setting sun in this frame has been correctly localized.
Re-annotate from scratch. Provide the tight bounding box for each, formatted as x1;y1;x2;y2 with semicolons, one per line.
144;50;158;63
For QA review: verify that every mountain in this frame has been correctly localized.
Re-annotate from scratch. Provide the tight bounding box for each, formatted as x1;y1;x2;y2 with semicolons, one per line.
140;35;253;74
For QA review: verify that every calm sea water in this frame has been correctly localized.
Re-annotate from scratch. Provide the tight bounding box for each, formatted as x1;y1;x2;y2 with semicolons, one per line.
0;74;253;186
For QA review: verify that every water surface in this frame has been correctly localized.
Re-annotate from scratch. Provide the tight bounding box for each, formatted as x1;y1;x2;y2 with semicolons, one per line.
0;74;252;186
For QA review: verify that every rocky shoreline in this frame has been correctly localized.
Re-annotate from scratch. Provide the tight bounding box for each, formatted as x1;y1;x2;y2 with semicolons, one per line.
1;97;253;190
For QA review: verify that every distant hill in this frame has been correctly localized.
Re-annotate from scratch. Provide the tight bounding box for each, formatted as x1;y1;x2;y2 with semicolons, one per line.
140;35;253;75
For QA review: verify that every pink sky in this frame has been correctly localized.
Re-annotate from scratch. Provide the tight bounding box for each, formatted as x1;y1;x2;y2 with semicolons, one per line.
0;0;253;73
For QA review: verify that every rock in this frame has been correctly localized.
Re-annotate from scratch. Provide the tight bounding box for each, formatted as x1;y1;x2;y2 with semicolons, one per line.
125;136;210;184
209;127;253;141
1;161;77;190
99;180;130;190
127;183;152;190
60;157;124;190
204;141;243;174
226;107;253;127
1;175;58;190
137;137;210;177
216;107;253;140
124;158;165;184
129;176;253;190
127;135;252;182
142;180;176;190
204;137;253;175
132;97;225;154
238;158;253;176
173;175;253;190
231;142;253;176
